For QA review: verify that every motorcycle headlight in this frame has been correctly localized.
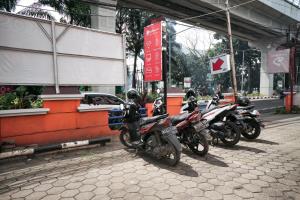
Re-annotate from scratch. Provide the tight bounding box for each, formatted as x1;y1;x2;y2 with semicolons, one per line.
251;110;260;116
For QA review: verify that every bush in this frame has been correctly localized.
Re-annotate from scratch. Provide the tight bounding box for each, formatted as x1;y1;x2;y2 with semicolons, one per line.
274;106;300;114
145;93;160;103
0;86;43;110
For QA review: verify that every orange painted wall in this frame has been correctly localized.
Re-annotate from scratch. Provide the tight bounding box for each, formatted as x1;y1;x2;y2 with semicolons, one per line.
0;96;184;146
0;99;118;146
167;96;183;116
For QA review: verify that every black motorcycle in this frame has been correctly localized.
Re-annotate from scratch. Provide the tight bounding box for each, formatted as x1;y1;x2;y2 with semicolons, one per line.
236;105;264;139
118;101;182;166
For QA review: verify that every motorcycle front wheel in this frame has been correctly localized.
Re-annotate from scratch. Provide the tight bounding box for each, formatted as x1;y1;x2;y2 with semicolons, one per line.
242;118;261;139
220;121;241;146
119;130;134;148
188;132;209;156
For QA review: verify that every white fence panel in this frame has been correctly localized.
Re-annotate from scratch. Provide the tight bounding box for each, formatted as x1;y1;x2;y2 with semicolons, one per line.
0;12;125;90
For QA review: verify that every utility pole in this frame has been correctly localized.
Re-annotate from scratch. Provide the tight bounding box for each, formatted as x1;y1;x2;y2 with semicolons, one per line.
241;50;245;94
168;33;172;87
225;0;238;102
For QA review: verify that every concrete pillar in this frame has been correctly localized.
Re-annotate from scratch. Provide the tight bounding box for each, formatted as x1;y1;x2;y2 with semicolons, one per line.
90;0;117;32
260;48;274;96
90;0;117;94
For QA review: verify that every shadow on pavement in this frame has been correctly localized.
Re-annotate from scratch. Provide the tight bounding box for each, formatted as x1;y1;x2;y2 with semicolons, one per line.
136;151;199;177
182;148;229;168
241;138;279;145
219;144;266;153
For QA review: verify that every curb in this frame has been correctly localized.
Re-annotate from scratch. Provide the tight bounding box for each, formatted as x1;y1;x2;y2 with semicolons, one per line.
0;137;111;160
248;96;279;100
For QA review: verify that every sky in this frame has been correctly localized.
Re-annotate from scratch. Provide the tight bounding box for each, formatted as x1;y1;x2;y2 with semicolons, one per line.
17;0;216;51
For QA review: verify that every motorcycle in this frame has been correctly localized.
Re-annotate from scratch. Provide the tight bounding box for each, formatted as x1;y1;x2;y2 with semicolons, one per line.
181;94;241;146
119;101;182;166
201;102;241;146
207;94;264;140
152;96;165;116
236;105;264;139
153;96;209;156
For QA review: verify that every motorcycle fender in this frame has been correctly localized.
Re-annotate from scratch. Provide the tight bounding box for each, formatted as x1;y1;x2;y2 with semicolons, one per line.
162;130;182;152
253;117;265;128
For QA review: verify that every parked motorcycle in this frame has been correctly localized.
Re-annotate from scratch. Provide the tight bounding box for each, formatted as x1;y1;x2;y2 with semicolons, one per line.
236;105;264;139
152;96;165;116
181;90;241;147
153;94;209;156
118;89;181;166
201;103;241;146
207;94;264;140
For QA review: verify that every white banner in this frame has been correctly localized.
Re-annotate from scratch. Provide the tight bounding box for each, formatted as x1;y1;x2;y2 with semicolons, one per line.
0;12;125;86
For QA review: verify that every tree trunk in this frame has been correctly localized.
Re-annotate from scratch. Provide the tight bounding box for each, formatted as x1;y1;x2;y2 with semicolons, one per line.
132;53;138;88
151;82;156;93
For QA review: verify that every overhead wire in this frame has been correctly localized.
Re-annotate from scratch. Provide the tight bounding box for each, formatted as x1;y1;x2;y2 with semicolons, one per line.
0;0;296;34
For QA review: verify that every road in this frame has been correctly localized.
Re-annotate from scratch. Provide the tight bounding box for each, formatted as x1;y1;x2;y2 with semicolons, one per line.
251;99;284;112
0;114;299;200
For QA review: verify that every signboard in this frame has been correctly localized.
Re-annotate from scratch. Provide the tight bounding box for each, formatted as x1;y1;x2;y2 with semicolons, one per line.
210;54;231;75
184;77;191;88
267;49;289;73
144;22;162;81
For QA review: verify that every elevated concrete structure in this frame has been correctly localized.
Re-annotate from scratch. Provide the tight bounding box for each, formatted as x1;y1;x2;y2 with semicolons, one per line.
88;0;300;95
90;0;118;94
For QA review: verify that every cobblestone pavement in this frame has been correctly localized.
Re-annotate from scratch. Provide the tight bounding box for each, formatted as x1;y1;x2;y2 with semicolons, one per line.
0;116;300;200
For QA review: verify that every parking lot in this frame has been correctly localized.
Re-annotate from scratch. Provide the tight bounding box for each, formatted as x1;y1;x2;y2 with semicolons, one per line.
0;115;299;200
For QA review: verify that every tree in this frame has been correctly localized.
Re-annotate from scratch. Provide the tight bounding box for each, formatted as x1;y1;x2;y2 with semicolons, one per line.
115;7;157;88
39;0;91;27
209;34;261;93
18;2;54;20
167;21;189;86
0;0;18;12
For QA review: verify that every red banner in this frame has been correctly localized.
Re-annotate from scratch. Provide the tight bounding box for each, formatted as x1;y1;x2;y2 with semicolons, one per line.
144;22;162;81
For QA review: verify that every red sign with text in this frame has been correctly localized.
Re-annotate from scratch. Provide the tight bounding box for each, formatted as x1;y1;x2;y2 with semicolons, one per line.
144;22;162;81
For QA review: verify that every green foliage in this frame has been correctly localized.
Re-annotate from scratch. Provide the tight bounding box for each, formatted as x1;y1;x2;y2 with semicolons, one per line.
17;2;55;20
116;7;159;88
275;106;300;114
0;0;18;12
209;34;261;93
274;107;286;114
39;0;91;27
0;86;43;110
246;92;262;97
145;93;160;103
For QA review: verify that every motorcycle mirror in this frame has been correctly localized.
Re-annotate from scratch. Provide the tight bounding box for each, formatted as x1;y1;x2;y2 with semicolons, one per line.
156;89;161;94
120;104;124;110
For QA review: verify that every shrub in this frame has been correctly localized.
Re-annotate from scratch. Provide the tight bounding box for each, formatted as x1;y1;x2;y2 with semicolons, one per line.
0;86;43;110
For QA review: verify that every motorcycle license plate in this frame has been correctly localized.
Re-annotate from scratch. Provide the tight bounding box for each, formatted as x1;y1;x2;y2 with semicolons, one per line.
162;126;178;135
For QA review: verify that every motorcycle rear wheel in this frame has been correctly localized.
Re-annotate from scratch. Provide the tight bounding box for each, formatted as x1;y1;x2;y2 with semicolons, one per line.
164;144;181;166
188;133;209;156
242;118;261;139
220;121;241;146
119;130;134;148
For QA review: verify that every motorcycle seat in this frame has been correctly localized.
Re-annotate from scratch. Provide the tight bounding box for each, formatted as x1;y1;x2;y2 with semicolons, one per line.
170;112;190;125
140;114;169;126
237;105;254;110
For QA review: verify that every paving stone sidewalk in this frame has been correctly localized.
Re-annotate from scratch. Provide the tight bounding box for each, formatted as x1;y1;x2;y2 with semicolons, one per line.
0;117;299;200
